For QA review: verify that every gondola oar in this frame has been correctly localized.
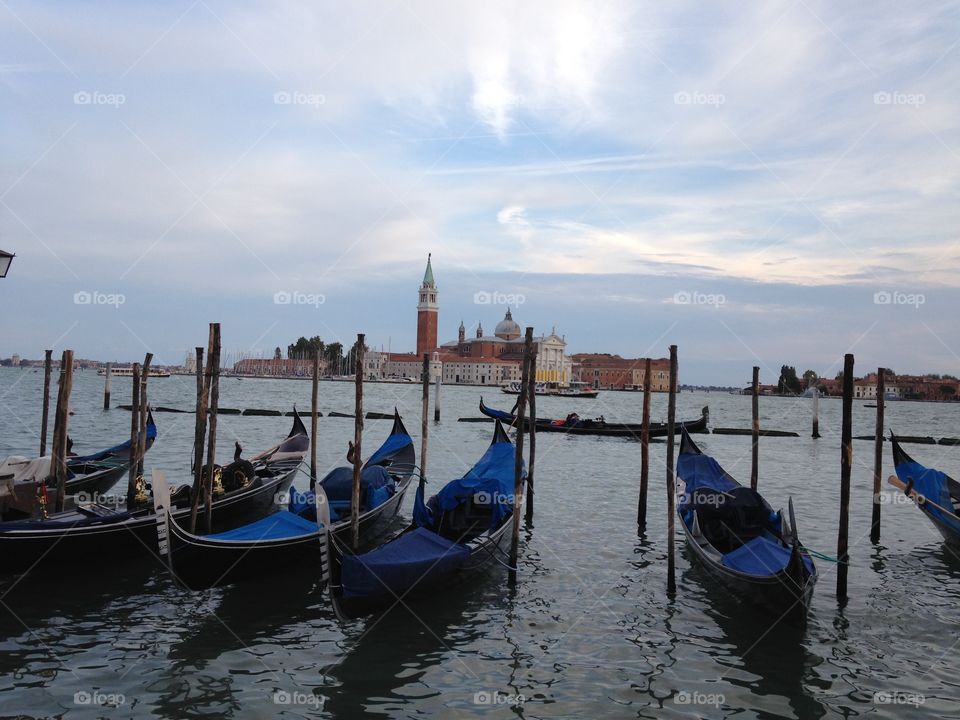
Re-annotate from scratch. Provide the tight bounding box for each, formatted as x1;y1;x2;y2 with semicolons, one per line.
888;475;960;523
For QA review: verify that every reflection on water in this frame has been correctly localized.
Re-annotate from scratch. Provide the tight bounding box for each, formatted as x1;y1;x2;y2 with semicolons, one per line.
1;369;959;718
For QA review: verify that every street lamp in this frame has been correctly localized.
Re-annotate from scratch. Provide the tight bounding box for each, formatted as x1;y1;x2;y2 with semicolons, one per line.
0;250;14;278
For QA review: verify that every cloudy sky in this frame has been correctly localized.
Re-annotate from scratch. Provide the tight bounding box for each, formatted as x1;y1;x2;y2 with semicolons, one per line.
1;1;958;384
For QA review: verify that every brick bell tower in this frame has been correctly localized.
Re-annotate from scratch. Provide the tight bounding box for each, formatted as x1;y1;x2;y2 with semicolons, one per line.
416;254;438;357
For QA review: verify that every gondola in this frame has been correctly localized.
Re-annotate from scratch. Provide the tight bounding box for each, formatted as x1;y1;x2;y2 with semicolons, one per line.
0;411;308;574
0;413;159;520
889;434;960;547
478;398;709;438
328;420;524;619
676;429;817;626
65;410;159;495
153;410;415;590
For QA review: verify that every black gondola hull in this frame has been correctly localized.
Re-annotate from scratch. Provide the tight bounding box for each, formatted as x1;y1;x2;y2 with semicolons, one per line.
680;524;816;627
166;518;325;591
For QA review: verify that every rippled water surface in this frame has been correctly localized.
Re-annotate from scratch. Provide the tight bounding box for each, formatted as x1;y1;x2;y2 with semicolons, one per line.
1;367;959;718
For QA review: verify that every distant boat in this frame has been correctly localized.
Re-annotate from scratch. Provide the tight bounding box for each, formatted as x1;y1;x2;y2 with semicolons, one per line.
98;367;170;378
479;399;709;438
501;381;599;398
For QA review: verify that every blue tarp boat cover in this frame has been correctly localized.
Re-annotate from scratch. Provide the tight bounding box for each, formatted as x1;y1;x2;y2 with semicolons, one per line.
433;439;520;529
366;431;413;468
720;535;814;576
341;526;470;599
321;465;394;502
677;450;737;506
205;510;318;541
896;459;960;534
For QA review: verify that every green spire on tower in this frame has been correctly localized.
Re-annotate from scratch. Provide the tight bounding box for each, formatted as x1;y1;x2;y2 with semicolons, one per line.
423;253;434;287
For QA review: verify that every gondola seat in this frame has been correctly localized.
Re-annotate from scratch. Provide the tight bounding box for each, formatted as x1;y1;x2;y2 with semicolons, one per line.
691;486;773;553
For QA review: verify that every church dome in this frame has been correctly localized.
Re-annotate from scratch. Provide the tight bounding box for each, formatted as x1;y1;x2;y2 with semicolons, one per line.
494;308;521;340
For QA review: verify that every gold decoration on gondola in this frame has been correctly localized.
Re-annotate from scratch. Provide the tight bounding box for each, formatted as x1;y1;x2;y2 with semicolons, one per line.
36;482;48;520
134;474;149;504
212;467;225;497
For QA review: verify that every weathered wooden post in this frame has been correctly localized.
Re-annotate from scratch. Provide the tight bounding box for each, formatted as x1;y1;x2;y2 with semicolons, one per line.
525;340;538;523
420;353;430;482
509;327;533;584
871;368;886;543
638;357;652;531
51;350;74;513
310;351;320;491
189;346;207;532
350;333;365;550
434;372;441;423
811;386;821;438
837;353;854;601
751;366;759;491
136;354;153;478
203;323;221;533
666;345;678;595
125;363;141;511
102;362;112;410
40;349;52;455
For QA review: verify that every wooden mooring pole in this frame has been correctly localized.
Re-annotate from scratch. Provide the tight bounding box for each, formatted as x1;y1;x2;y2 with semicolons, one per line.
525;341;537;523
434;372;441;423
136;354;153;479
203;323;221;533
350;334;365;550
102;362;112;410
40;349;52;456
310;351;320;491
812;386;821;439
666;345;678;595
189;346;207;532
420;353;430;482
837;353;854;602
125;363;141;510
638;357;652;531
871;368;886;543
751;366;759;491
509;327;533;584
51;350;74;513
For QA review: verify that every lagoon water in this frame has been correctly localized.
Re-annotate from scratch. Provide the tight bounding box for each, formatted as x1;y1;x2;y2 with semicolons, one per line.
1;366;958;719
